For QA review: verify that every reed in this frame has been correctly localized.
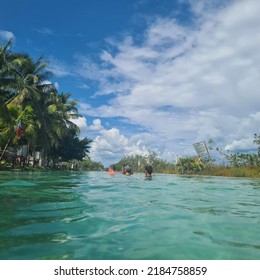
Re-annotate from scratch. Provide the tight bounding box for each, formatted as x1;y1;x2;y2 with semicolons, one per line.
199;166;260;178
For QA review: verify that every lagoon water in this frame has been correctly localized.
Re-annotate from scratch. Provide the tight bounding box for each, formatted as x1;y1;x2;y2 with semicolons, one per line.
0;171;259;260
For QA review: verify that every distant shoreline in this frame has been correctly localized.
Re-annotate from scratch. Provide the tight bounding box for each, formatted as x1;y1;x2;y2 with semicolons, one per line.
0;166;259;178
159;166;260;179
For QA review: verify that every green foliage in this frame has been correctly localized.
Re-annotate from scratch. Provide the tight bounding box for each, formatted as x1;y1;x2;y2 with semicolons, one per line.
114;142;259;178
114;151;176;173
253;133;260;155
176;157;204;174
50;131;92;162
224;153;259;167
78;159;104;171
215;134;260;168
199;166;260;178
0;40;92;166
61;159;104;171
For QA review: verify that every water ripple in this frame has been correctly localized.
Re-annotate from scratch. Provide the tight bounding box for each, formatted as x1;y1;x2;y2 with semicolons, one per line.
0;171;260;260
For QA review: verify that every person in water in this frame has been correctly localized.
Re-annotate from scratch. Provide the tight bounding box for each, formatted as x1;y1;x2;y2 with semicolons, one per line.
107;165;116;175
145;165;153;179
122;163;133;175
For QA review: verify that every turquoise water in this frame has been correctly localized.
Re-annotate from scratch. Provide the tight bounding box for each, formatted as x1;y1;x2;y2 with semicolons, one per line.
0;171;259;260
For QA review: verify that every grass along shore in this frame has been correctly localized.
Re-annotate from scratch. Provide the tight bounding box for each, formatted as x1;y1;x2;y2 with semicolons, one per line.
160;166;260;178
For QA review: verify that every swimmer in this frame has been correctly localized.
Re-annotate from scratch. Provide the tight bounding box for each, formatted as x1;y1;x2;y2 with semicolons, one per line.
107;165;116;175
145;165;153;180
122;163;133;175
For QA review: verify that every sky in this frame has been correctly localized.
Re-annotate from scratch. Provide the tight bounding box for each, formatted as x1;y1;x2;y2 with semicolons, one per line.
1;0;260;166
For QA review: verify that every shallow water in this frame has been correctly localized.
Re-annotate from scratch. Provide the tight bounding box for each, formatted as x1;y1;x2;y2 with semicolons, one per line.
0;171;259;260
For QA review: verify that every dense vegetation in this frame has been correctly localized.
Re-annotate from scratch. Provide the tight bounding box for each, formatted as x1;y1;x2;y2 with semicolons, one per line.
114;150;176;174
0;39;101;170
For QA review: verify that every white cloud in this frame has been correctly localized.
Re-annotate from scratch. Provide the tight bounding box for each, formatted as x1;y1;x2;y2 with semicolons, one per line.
54;82;59;90
224;112;260;151
0;30;15;41
89;119;103;131
225;137;256;151
73;118;156;165
90;127;129;164
76;0;260;164
70;116;88;134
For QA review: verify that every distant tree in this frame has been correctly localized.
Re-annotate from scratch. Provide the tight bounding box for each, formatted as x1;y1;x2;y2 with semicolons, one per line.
215;134;260;167
79;159;104;171
115;150;175;173
253;133;260;155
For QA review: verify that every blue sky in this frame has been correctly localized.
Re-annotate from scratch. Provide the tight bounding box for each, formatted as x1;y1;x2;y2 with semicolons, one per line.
1;0;260;166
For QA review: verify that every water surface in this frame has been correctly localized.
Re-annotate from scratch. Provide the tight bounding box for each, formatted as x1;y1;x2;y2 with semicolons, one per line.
0;171;259;260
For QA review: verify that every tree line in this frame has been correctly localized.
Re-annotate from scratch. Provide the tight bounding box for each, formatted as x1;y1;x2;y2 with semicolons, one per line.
0;39;93;167
114;150;175;174
113;135;260;177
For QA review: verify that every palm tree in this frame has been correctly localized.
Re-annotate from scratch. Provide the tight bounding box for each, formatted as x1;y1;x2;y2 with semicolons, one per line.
0;39;46;105
0;39;18;130
1;40;92;166
0;40;53;148
32;88;80;165
5;55;54;107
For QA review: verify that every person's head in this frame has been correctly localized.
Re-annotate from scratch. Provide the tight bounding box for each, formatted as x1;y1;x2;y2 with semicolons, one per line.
109;165;115;171
124;165;131;172
122;162;132;175
145;165;153;176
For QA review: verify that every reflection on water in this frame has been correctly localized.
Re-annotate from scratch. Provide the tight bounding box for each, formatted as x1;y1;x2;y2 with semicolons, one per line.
0;171;260;260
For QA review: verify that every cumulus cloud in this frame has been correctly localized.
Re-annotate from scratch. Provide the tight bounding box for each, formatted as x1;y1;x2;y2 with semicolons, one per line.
225;137;256;151
69;115;176;165
224;112;260;151
70;116;88;135
88;119;103;131
90;129;158;166
90;127;128;163
70;117;152;165
76;0;260;164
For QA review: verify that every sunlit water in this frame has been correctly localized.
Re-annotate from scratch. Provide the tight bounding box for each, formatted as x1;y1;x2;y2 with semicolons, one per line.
0;171;259;260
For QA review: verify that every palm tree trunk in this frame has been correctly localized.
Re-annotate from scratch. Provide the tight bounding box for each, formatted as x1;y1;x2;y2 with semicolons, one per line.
0;137;12;161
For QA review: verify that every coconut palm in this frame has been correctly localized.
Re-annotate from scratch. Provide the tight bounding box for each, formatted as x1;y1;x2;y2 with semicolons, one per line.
5;55;53;107
31;87;80;165
1;40;53;146
1;40;92;165
0;39;19;128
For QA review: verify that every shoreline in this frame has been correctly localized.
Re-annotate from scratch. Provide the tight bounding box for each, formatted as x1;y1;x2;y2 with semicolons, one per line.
0;166;259;179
